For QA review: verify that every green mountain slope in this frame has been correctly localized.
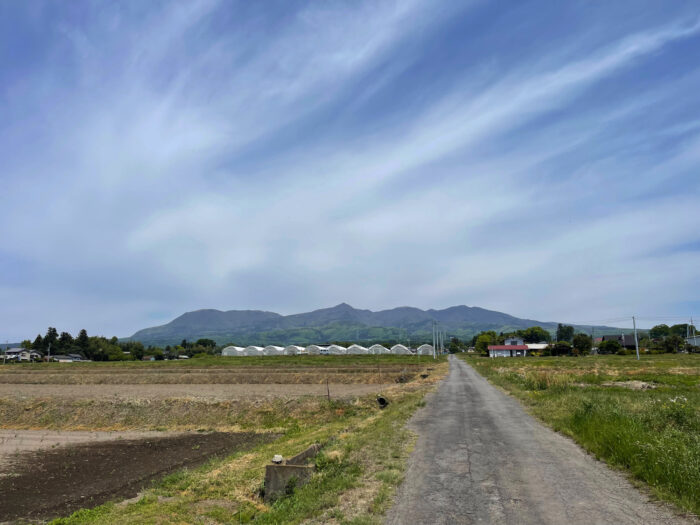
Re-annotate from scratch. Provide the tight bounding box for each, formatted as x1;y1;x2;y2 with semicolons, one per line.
126;303;620;347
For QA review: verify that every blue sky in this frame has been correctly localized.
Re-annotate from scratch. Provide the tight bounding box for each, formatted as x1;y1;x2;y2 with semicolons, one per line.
1;1;699;340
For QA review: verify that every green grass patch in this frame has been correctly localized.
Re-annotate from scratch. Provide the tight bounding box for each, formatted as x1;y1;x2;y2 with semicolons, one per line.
460;353;700;516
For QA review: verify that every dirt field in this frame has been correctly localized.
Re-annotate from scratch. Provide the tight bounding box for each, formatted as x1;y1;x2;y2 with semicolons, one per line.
0;383;389;401
0;365;422;385
0;429;176;458
0;431;276;523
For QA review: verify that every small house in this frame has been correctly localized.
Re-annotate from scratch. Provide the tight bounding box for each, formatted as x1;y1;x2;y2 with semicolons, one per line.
487;345;529;358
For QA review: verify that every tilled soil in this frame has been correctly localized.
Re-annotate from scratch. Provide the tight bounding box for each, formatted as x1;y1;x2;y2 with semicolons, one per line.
0;431;276;523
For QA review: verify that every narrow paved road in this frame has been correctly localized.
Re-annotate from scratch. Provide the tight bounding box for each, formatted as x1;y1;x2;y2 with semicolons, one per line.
386;355;696;525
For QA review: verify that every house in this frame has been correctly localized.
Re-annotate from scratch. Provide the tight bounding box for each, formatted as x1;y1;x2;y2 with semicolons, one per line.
3;348;22;361
4;349;43;362
504;337;524;346
50;355;76;362
487;344;529;358
602;334;636;349
22;350;43;362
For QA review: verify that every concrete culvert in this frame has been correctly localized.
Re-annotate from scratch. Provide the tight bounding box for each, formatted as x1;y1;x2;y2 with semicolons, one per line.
377;396;389;409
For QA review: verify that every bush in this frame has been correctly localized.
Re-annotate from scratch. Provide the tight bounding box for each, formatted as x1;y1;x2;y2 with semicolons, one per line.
598;340;622;354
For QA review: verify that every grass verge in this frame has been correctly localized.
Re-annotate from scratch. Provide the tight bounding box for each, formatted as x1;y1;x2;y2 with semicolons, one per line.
47;360;447;524
459;353;700;516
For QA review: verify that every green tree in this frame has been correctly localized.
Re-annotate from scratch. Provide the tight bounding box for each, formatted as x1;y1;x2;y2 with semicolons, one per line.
598;339;622;354
44;327;59;348
519;326;552;343
475;331;498;355
649;324;671;339
572;333;592;355
670;324;694;337
32;334;44;351
20;340;32;350
556;324;574;343
551;341;572;356
661;334;684;353
195;338;217;348
58;331;74;349
76;329;89;349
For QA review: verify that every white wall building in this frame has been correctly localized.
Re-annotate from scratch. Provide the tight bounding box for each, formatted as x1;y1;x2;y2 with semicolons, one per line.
305;345;328;355
263;345;285;356
221;346;245;356
416;344;434;355
283;345;305;356
327;344;346;355
243;346;264;356
368;344;389;355
346;344;368;354
390;344;410;355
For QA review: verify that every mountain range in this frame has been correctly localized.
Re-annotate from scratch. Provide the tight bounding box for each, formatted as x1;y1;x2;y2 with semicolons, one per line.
127;303;619;347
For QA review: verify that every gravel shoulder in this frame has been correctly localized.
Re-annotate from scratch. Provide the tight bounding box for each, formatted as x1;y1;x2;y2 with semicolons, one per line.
385;355;697;525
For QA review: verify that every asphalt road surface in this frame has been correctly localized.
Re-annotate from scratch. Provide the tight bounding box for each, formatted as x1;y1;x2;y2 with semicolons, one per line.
385;355;696;525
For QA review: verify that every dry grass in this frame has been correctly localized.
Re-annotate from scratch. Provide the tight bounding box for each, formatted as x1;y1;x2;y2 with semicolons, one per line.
47;359;449;524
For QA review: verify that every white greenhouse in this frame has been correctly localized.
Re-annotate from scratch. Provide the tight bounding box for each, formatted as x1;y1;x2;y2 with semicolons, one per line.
263;345;284;356
243;346;264;356
390;344;411;355
305;345;328;355
221;346;245;357
368;344;390;355
327;344;346;355
346;344;369;355
416;344;434;355
283;345;305;356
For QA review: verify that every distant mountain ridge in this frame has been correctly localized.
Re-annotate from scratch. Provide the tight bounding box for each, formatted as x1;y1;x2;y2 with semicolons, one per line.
127;303;618;347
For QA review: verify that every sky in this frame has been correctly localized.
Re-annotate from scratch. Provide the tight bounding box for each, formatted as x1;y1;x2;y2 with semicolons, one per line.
1;1;700;341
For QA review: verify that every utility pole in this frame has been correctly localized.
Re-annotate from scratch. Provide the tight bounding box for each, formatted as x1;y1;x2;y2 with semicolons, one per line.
47;342;51;363
632;316;640;360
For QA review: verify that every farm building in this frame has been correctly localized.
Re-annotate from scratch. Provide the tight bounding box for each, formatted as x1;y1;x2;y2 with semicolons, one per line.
487;345;529;358
346;344;369;355
221;346;245;356
283;345;305;355
263;345;285;356
4;349;43;362
327;345;346;355
416;344;434;355
306;345;328;355
368;344;389;354
391;344;410;355
243;346;264;356
526;343;548;352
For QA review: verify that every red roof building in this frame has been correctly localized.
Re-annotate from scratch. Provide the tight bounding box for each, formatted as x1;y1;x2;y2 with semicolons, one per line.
487;345;529;357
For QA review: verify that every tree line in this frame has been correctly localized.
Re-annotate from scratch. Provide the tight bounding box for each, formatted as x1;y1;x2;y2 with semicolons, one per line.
467;322;698;357
14;327;220;361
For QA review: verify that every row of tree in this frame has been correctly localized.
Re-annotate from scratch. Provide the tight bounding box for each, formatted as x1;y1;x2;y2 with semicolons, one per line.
14;328;223;362
469;323;699;357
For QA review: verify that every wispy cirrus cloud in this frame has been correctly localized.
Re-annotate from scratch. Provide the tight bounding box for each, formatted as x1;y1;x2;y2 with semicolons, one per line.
1;1;699;340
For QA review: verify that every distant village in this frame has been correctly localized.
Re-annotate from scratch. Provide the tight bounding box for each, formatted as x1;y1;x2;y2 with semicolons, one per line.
2;322;697;363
